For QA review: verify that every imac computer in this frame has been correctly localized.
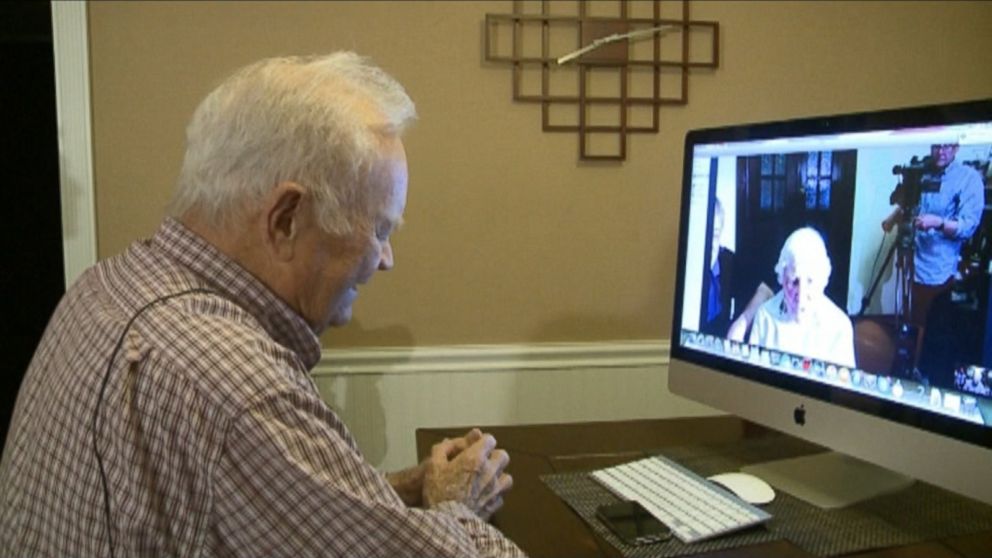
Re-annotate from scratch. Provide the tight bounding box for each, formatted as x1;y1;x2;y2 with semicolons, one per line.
669;98;992;508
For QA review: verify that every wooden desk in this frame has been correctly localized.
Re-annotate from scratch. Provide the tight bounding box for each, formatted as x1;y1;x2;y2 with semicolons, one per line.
416;416;992;558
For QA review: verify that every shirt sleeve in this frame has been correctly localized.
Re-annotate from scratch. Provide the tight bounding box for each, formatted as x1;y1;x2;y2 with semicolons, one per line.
749;305;769;347
210;388;526;558
951;167;985;241
834;314;857;370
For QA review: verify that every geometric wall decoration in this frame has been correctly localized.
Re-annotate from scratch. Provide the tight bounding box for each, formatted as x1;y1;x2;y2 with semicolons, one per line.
484;0;720;161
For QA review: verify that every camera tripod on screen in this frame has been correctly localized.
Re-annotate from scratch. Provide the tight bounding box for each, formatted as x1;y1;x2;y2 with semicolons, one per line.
860;211;918;377
860;157;937;378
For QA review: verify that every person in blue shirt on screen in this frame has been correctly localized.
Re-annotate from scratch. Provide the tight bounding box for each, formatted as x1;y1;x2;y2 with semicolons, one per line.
880;142;985;328
749;227;856;369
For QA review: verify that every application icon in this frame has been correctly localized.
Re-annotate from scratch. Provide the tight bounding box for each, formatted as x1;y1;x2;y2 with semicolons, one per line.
943;392;961;413
963;396;978;415
864;373;878;390
878;376;890;393
751;346;762;363
892;380;904;399
811;360;825;377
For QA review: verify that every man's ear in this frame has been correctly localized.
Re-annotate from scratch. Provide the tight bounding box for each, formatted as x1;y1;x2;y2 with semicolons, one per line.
265;181;307;261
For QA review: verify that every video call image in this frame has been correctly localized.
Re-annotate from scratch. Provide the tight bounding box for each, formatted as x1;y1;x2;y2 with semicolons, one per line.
681;136;992;423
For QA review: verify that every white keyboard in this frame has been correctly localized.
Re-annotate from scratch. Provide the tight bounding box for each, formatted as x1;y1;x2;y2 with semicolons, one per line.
592;455;772;544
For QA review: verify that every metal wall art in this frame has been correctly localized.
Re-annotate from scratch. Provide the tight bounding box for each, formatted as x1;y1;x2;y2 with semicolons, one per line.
484;1;720;161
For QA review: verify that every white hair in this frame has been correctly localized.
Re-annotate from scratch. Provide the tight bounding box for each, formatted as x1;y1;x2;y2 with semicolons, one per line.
169;52;416;234
774;227;832;287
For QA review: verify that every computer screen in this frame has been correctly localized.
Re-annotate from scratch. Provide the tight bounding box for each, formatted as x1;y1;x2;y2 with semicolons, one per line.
669;99;992;507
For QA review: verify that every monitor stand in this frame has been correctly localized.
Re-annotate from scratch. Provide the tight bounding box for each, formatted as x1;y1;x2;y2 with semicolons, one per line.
741;451;915;509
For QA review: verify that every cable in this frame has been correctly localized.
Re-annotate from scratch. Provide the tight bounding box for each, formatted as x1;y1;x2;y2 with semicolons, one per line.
91;288;215;558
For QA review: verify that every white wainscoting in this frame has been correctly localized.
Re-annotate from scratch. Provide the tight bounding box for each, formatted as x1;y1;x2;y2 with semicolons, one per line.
310;340;719;472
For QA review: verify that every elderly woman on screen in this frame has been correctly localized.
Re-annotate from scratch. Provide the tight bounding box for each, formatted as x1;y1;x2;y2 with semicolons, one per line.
748;227;856;368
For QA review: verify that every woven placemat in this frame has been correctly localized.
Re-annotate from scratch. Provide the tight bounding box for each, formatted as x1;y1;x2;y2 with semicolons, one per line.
541;436;992;557
542;472;779;558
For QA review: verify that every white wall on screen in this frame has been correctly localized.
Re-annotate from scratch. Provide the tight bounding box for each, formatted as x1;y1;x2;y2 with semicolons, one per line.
851;145;934;315
716;155;738;253
680;157;713;330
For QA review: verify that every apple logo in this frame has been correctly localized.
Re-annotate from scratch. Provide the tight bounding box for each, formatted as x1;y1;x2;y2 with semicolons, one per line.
794;404;806;426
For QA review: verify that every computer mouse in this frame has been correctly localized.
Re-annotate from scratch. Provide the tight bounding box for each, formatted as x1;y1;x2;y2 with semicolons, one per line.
707;472;776;505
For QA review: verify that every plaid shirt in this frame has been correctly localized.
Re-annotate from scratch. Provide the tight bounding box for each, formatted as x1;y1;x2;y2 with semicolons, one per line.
0;218;524;558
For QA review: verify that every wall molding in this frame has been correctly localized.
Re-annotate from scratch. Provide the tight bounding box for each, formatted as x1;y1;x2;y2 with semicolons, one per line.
309;339;711;471
51;1;97;288
312;340;671;376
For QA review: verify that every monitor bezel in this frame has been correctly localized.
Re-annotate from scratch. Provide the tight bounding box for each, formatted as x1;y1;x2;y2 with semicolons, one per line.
670;98;992;452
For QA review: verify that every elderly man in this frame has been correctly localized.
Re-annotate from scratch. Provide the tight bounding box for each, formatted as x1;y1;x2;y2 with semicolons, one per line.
749;227;856;369
0;53;523;557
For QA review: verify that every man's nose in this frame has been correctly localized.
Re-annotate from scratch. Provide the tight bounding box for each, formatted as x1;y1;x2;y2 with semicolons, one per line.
379;240;394;271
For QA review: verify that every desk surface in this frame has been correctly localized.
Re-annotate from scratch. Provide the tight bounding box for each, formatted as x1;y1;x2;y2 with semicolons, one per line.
416;416;992;558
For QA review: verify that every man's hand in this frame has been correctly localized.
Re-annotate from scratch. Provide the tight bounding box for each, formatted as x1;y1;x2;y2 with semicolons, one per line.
386;461;429;507
914;213;944;232
422;428;513;521
387;428;486;507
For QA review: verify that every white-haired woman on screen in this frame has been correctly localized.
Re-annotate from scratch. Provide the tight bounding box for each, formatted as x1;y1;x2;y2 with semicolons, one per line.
749;227;856;368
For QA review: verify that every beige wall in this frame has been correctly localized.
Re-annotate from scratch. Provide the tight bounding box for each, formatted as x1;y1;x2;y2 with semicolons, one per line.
88;1;992;349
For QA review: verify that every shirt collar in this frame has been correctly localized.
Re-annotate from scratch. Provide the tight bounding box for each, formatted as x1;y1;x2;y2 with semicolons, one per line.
152;217;322;370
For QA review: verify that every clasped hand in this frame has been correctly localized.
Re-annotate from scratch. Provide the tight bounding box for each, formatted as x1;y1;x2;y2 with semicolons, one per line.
881;211;943;234
421;428;513;520
913;213;943;231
